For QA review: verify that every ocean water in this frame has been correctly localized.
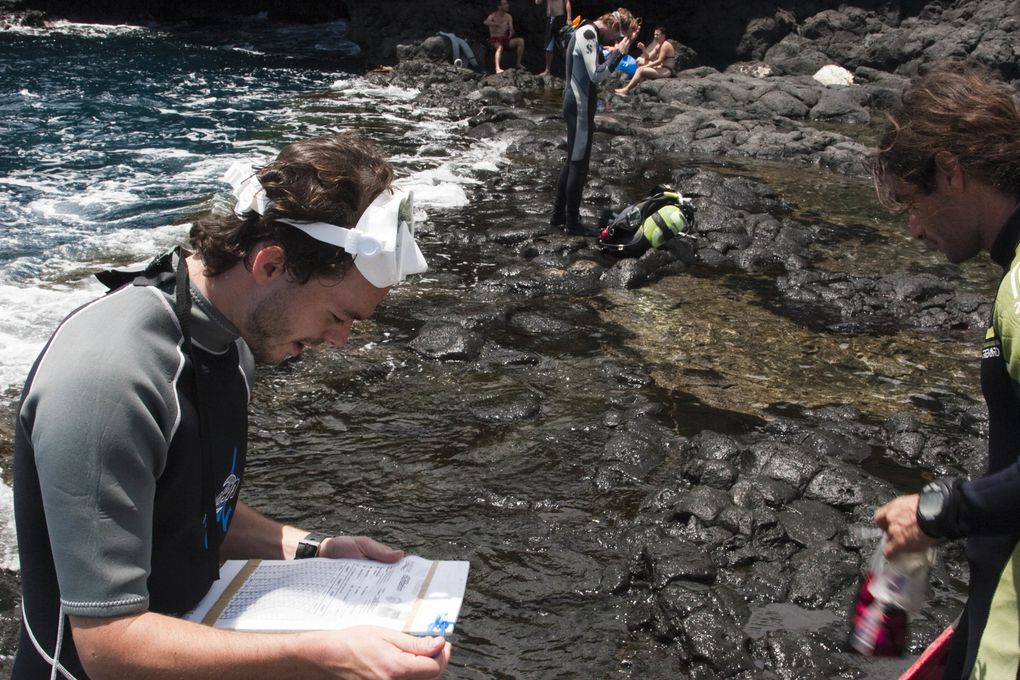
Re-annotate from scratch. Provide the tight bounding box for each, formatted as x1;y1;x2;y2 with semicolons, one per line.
0;17;506;572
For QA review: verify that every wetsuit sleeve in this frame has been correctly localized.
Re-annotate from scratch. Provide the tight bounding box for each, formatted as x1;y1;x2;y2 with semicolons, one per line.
21;286;181;617
576;25;621;84
955;272;1020;535
1003;294;1020;397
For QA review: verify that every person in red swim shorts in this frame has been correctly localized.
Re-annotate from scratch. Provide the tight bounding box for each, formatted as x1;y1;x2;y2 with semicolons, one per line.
483;0;524;73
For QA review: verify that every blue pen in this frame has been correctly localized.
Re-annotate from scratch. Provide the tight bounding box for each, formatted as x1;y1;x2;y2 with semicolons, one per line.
425;614;451;659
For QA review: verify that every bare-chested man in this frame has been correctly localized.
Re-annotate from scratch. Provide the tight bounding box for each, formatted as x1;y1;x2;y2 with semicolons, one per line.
534;0;571;76
484;0;524;74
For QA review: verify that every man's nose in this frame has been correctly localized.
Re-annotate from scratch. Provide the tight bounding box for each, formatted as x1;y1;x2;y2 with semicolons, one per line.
908;213;926;240
323;324;351;347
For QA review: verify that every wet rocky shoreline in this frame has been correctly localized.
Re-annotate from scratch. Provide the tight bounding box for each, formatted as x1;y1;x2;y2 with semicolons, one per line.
1;1;1017;677
349;5;1003;674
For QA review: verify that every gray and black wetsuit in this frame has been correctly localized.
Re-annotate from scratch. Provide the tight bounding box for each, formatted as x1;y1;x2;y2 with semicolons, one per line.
552;21;621;229
12;250;253;679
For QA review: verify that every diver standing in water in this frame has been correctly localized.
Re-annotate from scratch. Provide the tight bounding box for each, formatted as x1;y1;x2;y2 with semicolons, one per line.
551;8;639;236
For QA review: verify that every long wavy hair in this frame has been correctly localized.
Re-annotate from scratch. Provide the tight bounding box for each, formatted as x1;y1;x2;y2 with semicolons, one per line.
598;8;639;34
874;59;1020;211
190;131;394;283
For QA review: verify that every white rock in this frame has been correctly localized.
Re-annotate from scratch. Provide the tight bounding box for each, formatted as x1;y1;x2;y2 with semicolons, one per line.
813;64;854;86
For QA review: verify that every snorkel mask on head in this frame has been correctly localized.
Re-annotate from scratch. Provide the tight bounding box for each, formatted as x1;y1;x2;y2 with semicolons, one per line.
223;162;428;289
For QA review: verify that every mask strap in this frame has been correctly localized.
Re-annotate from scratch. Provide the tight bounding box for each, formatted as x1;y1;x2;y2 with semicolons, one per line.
224;162;388;256
276;218;383;257
224;162;270;216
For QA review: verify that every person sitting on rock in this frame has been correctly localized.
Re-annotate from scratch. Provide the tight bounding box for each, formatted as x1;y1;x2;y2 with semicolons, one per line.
615;26;675;96
484;0;525;74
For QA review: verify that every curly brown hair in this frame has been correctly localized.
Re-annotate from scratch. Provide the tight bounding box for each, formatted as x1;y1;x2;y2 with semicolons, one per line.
190;131;394;283
598;8;639;34
874;59;1020;211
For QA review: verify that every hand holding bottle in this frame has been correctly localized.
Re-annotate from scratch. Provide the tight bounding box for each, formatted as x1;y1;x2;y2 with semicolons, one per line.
849;536;934;656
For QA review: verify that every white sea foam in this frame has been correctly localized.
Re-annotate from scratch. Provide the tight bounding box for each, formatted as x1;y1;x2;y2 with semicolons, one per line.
1;20;147;38
0;21;527;578
329;78;421;100
0;224;188;392
400;171;471;210
0;470;18;572
0;63;512;402
0;19;446;578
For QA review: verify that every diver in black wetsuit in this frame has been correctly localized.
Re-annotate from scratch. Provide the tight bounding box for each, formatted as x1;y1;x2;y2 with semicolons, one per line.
872;61;1020;678
551;8;639;236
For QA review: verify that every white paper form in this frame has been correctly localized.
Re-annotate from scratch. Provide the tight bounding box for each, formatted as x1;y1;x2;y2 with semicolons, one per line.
184;556;469;635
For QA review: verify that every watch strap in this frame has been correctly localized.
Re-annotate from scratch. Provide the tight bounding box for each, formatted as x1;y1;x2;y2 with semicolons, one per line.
295;531;329;559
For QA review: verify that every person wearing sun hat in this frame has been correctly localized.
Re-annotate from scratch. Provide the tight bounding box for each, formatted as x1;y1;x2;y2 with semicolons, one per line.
12;131;445;679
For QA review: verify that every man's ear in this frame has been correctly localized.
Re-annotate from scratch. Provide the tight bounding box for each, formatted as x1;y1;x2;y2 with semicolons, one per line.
934;151;964;190
249;245;288;284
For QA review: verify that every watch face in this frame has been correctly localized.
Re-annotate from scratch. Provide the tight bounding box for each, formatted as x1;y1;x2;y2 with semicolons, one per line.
918;482;946;521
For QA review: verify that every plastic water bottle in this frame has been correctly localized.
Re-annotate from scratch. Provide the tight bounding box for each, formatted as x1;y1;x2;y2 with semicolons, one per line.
849;538;934;656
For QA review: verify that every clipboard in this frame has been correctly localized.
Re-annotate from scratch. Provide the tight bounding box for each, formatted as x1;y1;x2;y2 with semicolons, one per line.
183;556;469;635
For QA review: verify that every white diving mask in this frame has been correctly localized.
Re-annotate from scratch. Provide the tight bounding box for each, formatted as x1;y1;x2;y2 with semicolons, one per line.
224;162;428;289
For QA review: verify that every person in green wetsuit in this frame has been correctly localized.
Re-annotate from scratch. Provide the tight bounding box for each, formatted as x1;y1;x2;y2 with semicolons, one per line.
872;60;1020;679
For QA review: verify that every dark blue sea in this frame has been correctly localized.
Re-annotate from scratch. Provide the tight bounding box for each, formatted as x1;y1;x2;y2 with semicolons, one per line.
0;17;506;571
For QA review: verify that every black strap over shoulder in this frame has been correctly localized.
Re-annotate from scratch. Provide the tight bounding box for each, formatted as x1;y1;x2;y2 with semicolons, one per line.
174;257;221;583
95;247;221;582
94;249;177;292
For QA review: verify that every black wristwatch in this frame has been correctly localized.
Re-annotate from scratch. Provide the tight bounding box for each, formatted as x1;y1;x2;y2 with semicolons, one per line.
916;477;963;539
295;531;329;559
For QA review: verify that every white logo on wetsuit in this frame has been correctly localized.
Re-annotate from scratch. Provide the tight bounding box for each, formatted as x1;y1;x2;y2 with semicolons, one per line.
215;473;239;512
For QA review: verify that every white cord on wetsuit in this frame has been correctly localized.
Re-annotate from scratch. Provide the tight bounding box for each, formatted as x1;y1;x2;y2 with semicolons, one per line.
22;601;81;680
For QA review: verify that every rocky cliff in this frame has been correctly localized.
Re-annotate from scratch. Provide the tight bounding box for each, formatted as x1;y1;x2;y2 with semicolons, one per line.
10;0;1003;74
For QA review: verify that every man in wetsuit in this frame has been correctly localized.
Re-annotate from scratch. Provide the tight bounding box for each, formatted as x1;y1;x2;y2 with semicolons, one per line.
872;61;1020;678
551;8;639;236
12;132;449;679
535;0;571;77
